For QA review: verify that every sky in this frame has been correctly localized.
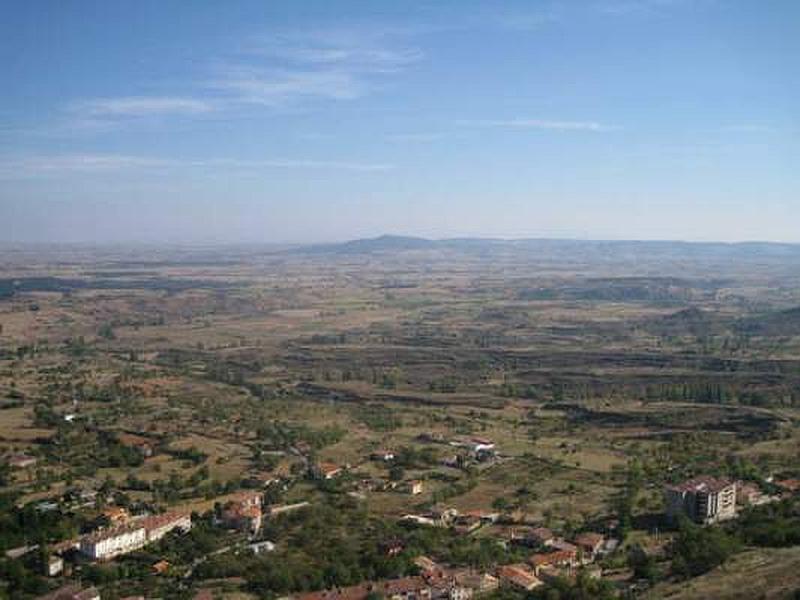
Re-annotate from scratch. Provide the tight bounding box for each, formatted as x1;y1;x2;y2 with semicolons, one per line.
1;0;798;244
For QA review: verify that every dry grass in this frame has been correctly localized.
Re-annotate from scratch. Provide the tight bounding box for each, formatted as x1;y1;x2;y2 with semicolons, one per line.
645;547;800;600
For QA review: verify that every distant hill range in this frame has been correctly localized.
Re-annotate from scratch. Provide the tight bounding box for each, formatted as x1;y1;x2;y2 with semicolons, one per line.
300;234;800;258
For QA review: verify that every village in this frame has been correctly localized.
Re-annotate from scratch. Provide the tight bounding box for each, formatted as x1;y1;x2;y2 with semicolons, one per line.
3;240;800;599
4;418;800;600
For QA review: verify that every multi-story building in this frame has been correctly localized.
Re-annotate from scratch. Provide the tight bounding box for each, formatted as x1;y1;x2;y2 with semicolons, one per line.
222;492;264;534
140;511;192;542
79;523;147;560
664;476;736;524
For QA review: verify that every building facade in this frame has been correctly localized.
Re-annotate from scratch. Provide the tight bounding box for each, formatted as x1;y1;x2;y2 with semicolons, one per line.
79;524;147;560
665;476;736;524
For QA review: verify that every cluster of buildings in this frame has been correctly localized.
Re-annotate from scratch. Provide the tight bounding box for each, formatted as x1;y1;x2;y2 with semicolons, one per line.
291;544;604;600
4;452;38;469
292;567;500;600
116;433;156;458
220;490;264;534
219;490;310;535
35;583;100;600
509;526;609;584
401;507;499;533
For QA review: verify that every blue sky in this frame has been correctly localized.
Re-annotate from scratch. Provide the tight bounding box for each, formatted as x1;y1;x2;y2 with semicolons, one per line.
1;0;798;243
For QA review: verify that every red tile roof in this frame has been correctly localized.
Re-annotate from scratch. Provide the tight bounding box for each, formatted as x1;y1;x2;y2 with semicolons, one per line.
667;476;733;494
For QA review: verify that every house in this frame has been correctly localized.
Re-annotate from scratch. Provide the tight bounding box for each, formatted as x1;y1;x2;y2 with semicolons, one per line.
406;480;424;495
537;563;601;585
549;539;579;554
230;490;263;509
775;479;800;495
293;441;313;455
470;437;495;453
462;510;499;524
63;487;99;509
292;576;432;600
5;544;39;559
529;550;580;575
117;433;154;458
101;506;130;525
573;532;605;559
290;570;500;600
371;449;396;462
152;559;170;574
413;555;441;574
402;514;437;527
528;527;555;547
140;511;192;542
449;570;499;597
402;508;457;528
737;481;779;506
418;432;446;444
35;584;100;600
380;576;433;600
223;504;262;534
454;514;483;534
7;453;37;469
248;540;276;555
36;501;60;513
442;455;464;469
427;508;459;527
46;555;64;576
79;523;147;560
665;476;736;524
314;462;344;480
381;539;405;557
495;564;542;591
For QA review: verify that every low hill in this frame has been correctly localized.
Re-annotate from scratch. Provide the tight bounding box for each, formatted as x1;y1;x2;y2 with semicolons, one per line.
644;546;800;599
643;307;730;337
737;306;800;336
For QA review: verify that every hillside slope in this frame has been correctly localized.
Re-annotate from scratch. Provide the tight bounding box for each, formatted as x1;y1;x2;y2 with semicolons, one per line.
645;547;800;600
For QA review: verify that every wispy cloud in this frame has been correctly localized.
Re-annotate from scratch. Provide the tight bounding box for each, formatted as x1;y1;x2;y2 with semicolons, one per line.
0;154;394;179
466;119;617;132
722;124;775;133
594;0;710;16
209;66;365;106
64;24;423;128
0;154;176;174
71;97;214;118
208;158;393;171
209;27;423;108
386;132;445;143
251;28;423;72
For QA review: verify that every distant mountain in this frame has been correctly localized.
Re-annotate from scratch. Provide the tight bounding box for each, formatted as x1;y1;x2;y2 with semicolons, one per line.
303;235;439;254
296;235;800;260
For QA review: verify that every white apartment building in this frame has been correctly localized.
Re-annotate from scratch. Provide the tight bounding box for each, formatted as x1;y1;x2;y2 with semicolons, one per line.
665;476;737;524
80;523;147;560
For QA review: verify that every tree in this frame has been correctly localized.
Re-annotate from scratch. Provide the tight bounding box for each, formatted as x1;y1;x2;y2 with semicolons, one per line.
389;466;405;482
627;544;658;583
670;517;740;578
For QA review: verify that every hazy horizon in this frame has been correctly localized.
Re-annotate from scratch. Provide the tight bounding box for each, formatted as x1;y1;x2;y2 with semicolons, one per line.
2;1;798;244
